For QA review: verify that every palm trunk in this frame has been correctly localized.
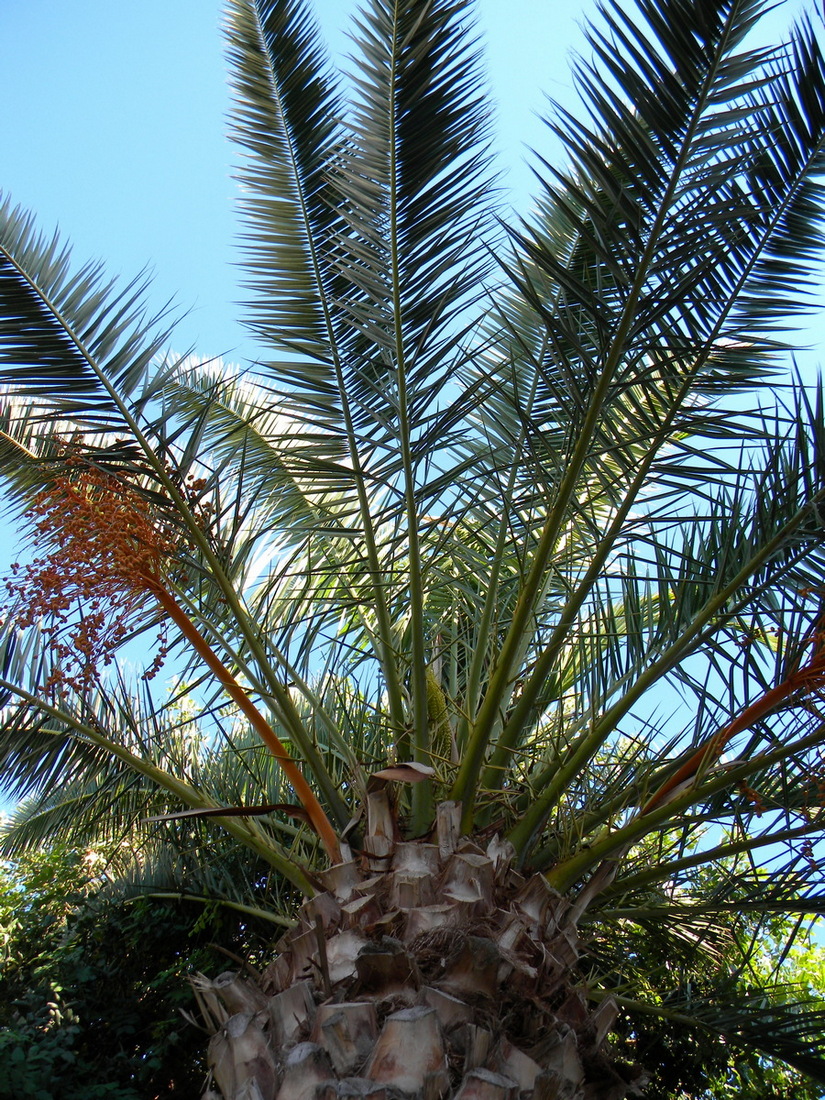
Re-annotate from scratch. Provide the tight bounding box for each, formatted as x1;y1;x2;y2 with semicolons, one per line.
193;803;646;1100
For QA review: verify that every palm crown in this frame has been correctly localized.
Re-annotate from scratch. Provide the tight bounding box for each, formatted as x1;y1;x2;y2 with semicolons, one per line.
2;0;825;1093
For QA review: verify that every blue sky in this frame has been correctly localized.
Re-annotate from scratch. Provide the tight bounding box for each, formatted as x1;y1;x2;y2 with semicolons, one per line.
0;0;814;367
0;0;593;367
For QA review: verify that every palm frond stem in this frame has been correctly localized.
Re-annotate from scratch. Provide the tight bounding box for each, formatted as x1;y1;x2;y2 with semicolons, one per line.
509;486;825;857
601;819;825;898
228;0;409;736
135;891;296;927
454;48;742;827
151;583;341;863
450;331;549;814
0;674;317;893
164;572;364;795
544;719;825;892
384;3;431;833
639;632;825;816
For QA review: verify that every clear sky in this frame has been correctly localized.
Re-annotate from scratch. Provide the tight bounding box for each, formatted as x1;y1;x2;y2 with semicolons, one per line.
0;0;814;362
0;0;599;365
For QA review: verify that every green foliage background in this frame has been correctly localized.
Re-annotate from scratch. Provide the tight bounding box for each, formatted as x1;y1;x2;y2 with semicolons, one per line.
0;846;271;1099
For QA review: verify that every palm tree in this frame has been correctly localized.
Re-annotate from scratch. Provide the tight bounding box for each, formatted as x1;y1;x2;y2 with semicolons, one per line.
2;0;825;1094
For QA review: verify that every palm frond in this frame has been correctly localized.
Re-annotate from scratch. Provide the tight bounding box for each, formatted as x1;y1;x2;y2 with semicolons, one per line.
612;986;825;1084
0;195;175;433
226;0;347;376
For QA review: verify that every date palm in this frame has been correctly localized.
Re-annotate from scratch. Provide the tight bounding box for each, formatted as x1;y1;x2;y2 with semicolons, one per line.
2;0;825;1096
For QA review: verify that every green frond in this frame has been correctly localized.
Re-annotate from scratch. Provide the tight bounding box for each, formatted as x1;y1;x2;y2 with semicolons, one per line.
226;0;347;372
0;194;175;433
612;987;825;1085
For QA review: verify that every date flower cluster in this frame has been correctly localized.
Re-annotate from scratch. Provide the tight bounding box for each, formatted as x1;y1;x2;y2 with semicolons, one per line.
4;462;177;694
2;459;342;858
